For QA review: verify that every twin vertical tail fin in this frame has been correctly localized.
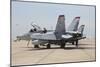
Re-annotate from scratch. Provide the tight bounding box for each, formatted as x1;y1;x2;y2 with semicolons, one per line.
55;15;66;34
54;15;66;39
78;25;85;36
67;17;80;31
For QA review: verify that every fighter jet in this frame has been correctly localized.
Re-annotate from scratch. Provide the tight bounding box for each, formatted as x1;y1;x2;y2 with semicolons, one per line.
31;15;86;48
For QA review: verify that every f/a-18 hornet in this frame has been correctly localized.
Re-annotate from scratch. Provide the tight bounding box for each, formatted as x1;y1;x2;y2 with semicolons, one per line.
30;15;86;48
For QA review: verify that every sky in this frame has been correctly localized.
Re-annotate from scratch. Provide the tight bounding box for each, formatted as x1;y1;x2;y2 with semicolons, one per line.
12;1;95;40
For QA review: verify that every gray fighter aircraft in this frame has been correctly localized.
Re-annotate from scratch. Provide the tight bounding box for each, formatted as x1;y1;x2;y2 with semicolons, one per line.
31;15;86;48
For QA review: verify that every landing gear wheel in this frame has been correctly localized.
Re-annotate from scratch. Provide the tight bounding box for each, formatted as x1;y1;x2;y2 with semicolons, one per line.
60;43;65;48
72;42;74;45
34;45;39;48
76;40;78;48
47;43;51;49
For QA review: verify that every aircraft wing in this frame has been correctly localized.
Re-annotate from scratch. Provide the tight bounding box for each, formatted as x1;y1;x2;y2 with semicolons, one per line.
65;31;81;35
62;34;72;39
62;34;86;41
47;30;54;32
31;32;57;40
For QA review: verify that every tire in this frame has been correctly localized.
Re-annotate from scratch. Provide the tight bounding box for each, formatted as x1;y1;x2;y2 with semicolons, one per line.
72;42;74;45
34;45;39;48
76;40;78;48
60;43;65;48
47;43;51;49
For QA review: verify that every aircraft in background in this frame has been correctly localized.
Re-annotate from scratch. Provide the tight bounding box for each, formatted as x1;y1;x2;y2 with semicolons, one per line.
30;15;86;48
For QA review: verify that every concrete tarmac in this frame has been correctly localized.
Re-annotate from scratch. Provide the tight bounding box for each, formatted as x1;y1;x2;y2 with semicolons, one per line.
11;38;96;66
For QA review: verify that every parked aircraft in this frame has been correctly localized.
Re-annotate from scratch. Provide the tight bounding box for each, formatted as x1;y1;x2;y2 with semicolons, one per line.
30;15;86;48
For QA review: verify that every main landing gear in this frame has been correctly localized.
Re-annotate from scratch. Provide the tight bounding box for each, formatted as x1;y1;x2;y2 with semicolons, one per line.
76;40;78;48
46;43;51;49
71;40;79;48
60;43;66;48
34;45;39;48
72;42;74;45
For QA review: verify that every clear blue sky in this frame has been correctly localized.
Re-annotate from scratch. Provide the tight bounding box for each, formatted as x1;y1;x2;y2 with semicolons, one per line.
12;1;95;39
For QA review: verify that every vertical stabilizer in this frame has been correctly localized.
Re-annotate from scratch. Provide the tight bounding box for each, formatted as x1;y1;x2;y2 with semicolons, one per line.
55;15;66;39
55;15;65;33
67;17;80;31
78;25;85;36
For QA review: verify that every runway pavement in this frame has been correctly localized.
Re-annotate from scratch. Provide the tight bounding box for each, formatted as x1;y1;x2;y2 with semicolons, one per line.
11;38;96;66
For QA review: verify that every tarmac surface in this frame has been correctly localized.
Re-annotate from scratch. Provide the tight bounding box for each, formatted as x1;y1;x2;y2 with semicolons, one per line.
11;38;96;66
